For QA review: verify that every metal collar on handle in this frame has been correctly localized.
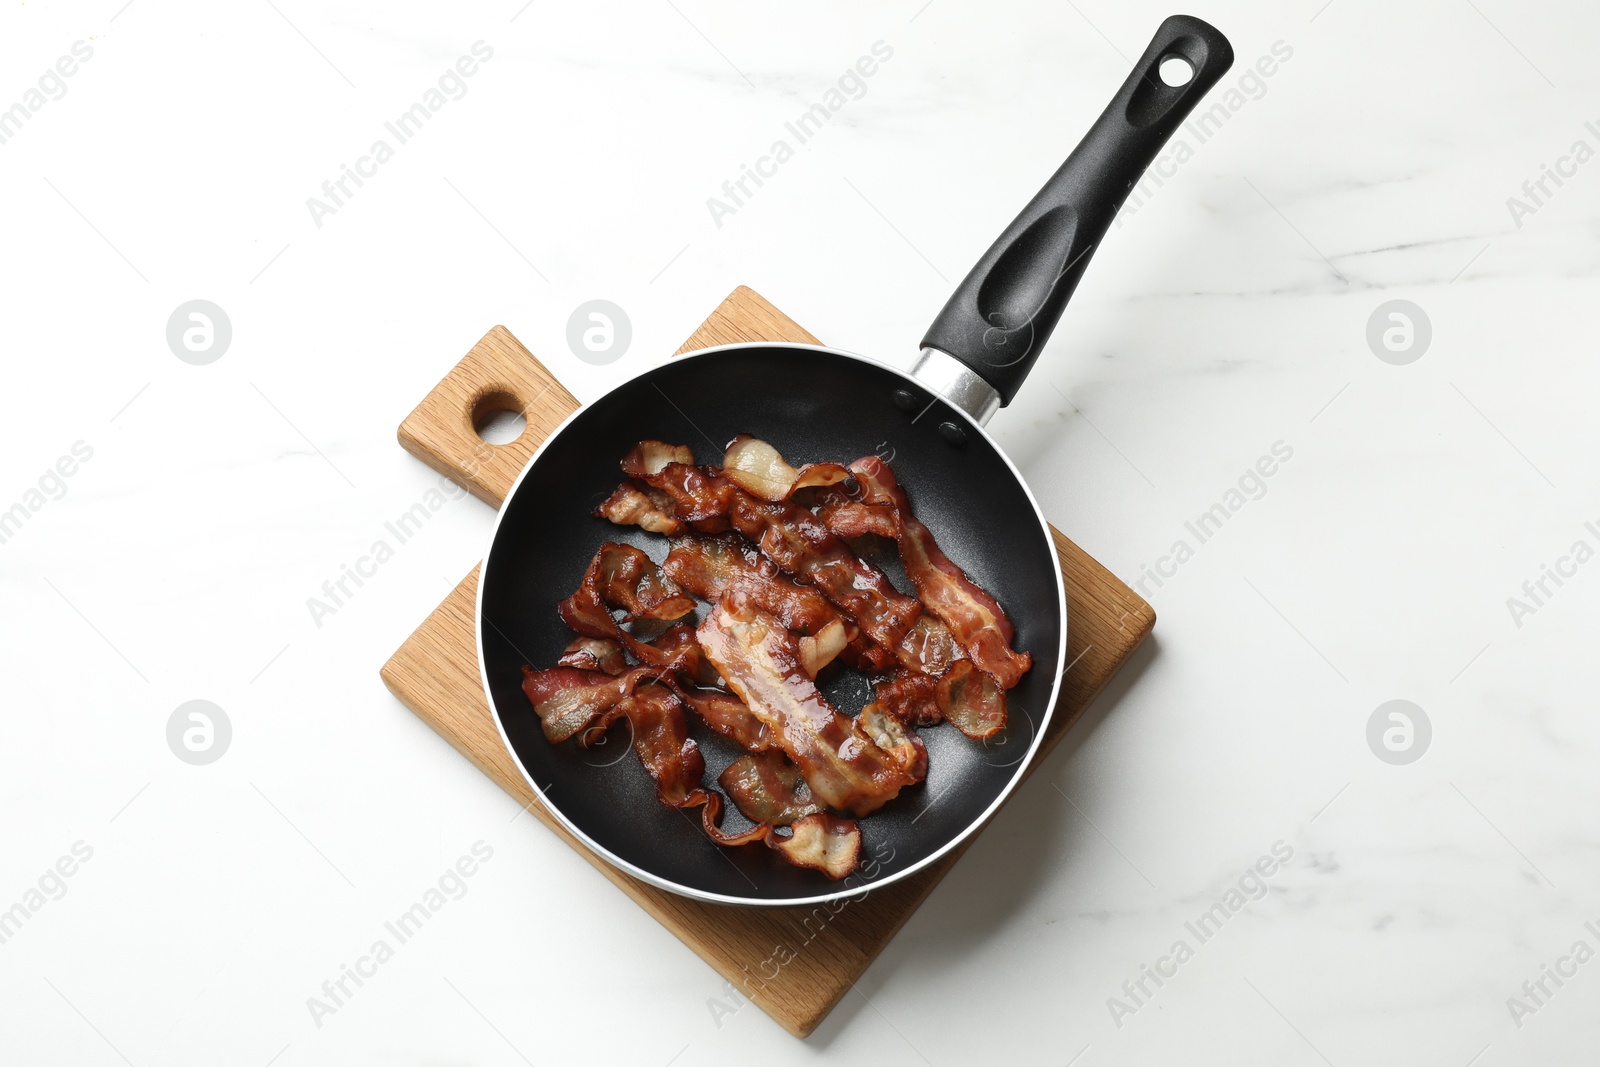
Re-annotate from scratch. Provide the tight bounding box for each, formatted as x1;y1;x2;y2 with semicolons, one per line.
909;348;1001;427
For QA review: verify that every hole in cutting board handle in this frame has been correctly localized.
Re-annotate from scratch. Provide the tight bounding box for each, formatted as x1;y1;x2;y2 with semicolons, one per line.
471;390;529;446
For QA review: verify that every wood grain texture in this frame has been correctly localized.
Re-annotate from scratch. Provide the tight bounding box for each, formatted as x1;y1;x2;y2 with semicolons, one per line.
379;286;1155;1037
397;324;580;506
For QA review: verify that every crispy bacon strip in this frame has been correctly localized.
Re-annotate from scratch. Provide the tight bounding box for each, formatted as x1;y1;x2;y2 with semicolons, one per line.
896;614;966;677
557;637;626;675
699;806;862;879
697;596;914;817
596;542;695;621
559;544;702;673
623;684;715;809
664;534;853;676
874;670;943;726
936;660;1007;739
855;703;928;783
619;440;694;477
767;814;861;879
724;490;921;651
626;446;923;651
667;680;773;752
662;535;836;635
849;455;1032;689
521;665;644;743
815;487;901;540
595;481;684;536
723;434;852;502
719;751;823;826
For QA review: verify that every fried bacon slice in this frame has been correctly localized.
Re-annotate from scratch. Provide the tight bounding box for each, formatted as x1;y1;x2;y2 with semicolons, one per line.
698;806;863;880
559;544;702;674
815;486;902;540
697;596;914;817
595;543;696;622
595;481;684;536
718;751;823;826
767;814;861;879
855;703;928;783
895;613;966;677
521;665;647;743
874;670;943;727
663;533;853;677
936;660;1007;740
557;637;626;675
662;535;836;635
722;434;851;502
619;440;694;477
667;680;773;752
724;490;921;652
620;445;922;652
621;446;734;531
848;455;1032;689
624;684;715;809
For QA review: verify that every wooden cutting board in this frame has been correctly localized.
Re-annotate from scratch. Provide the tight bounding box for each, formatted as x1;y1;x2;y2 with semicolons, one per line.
380;286;1155;1037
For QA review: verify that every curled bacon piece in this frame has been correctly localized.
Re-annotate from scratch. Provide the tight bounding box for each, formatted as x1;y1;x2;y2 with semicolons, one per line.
719;751;823;826
896;614;966;677
699;806;863;880
662;535;835;635
848;455;1032;690
619;440;694;477
727;492;922;652
936;660;1007;740
624;683;714;809
697;596;914;817
623;446;922;652
559;544;702;674
596;543;695;622
815;487;901;541
663;534;852;676
557;637;626;675
595;481;684;536
521;665;643;743
855;703;928;783
723;434;851;502
874;670;942;727
667;679;772;752
768;814;861;879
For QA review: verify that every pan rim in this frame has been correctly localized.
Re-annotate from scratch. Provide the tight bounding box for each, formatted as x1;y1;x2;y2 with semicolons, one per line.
477;340;1069;907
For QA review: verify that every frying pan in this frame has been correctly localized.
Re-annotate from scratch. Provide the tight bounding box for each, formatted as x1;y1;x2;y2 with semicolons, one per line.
480;15;1233;906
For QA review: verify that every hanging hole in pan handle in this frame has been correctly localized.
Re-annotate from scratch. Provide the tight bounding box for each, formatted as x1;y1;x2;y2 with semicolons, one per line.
1158;54;1195;86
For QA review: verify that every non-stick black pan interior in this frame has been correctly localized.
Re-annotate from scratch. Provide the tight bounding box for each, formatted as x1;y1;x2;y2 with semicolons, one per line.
481;345;1064;903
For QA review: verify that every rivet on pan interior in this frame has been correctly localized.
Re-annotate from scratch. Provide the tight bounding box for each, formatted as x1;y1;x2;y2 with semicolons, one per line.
937;421;967;447
891;388;918;413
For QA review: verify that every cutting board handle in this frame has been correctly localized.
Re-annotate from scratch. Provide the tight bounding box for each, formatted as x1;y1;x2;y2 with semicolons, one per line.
397;325;581;507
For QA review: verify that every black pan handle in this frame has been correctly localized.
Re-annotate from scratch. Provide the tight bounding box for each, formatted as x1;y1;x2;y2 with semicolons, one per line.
919;15;1233;406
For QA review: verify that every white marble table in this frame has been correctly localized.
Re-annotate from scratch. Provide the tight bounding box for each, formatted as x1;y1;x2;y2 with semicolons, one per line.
2;0;1596;1063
